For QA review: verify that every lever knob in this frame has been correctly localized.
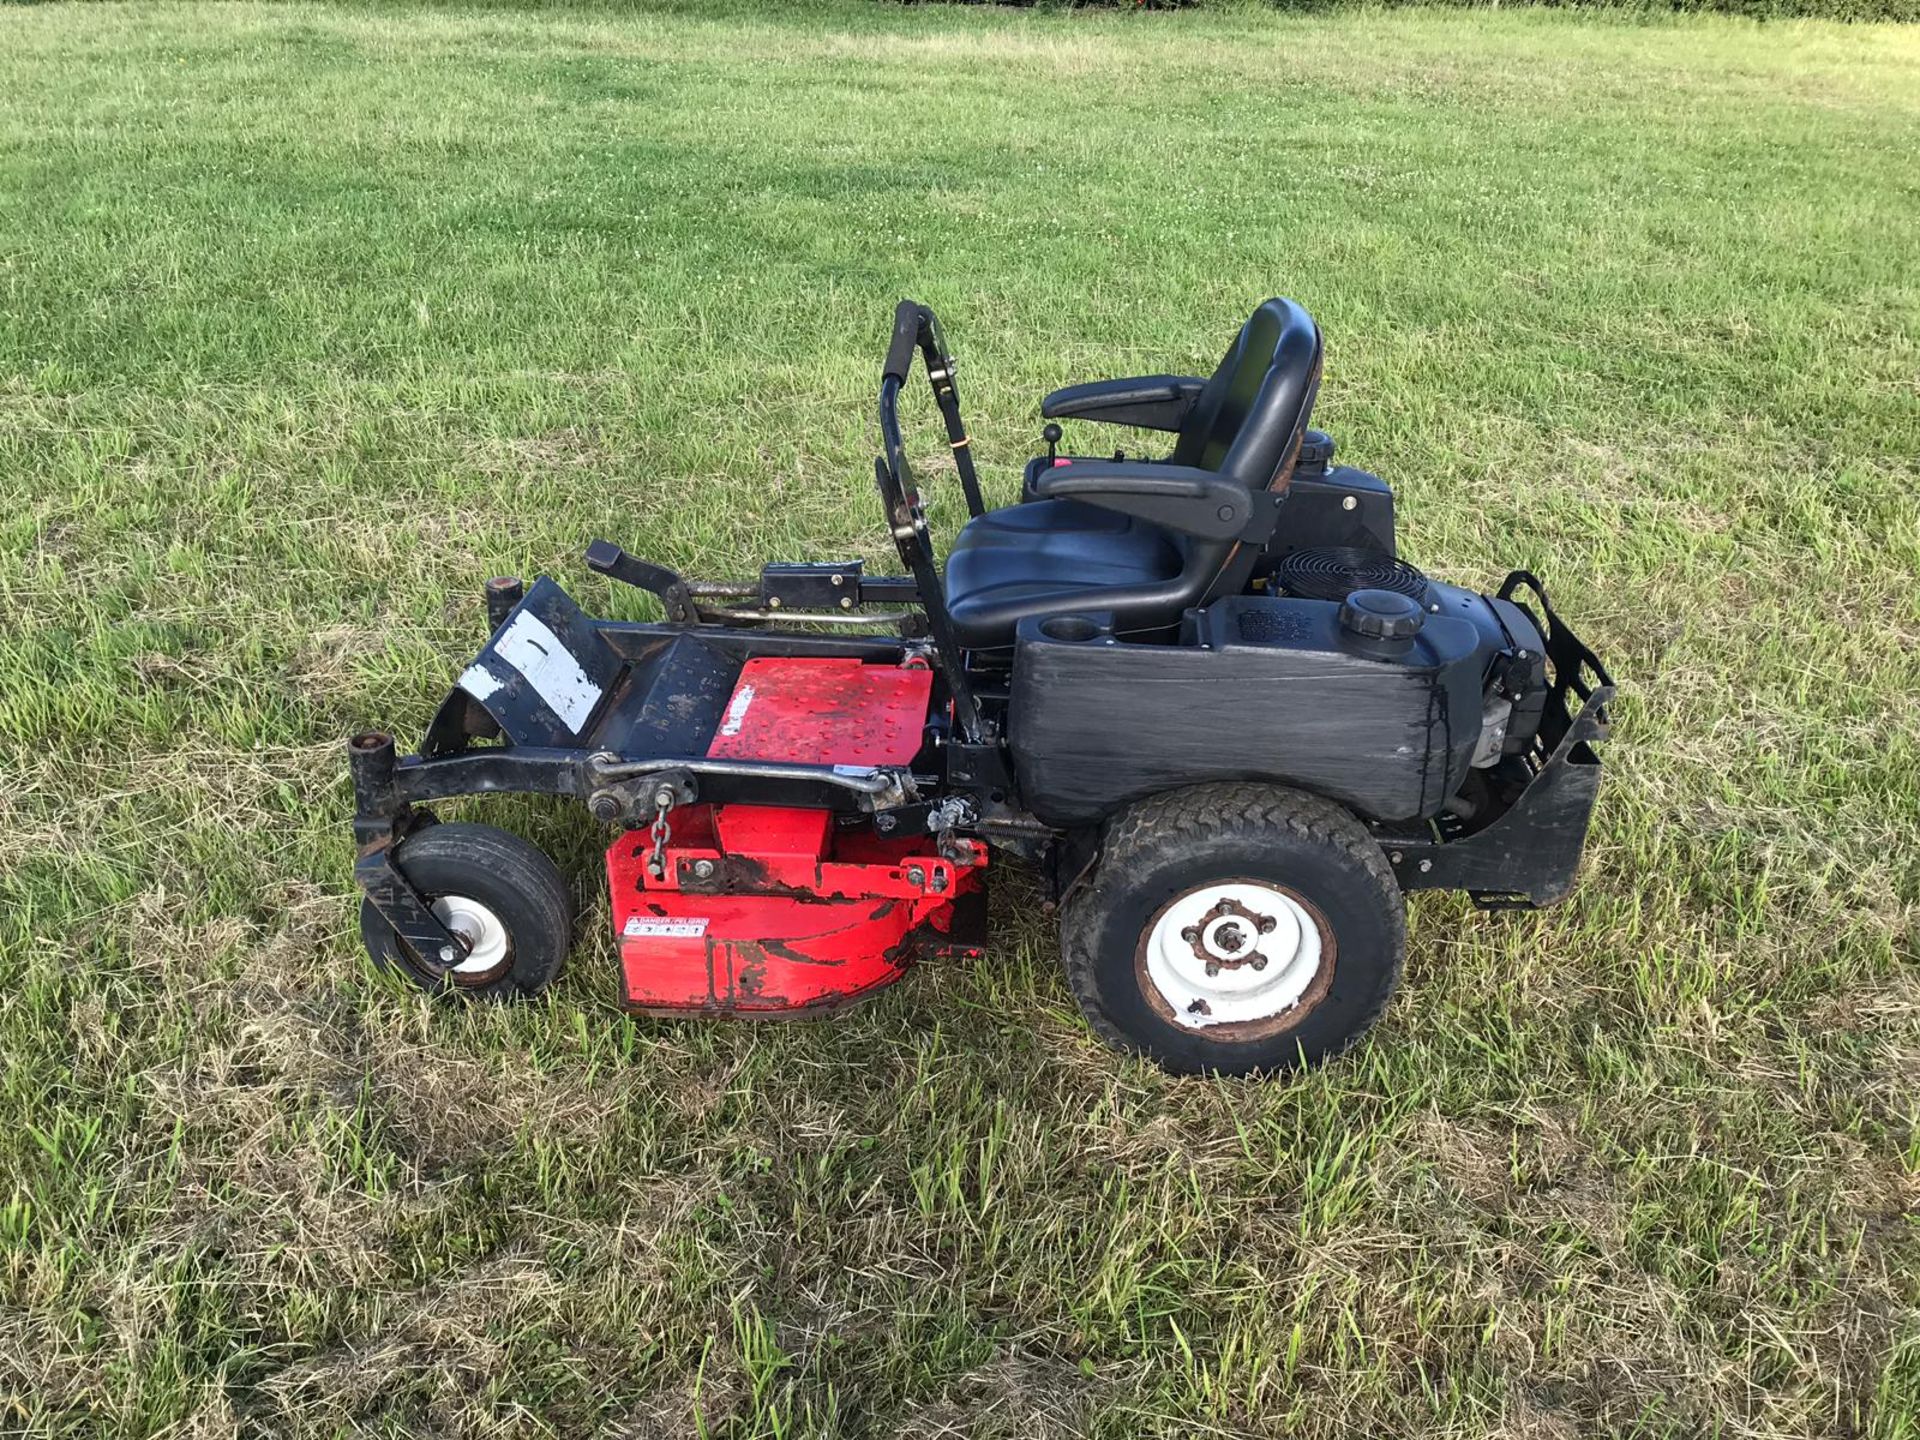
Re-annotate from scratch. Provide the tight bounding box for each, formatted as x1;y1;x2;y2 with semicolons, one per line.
1042;422;1063;462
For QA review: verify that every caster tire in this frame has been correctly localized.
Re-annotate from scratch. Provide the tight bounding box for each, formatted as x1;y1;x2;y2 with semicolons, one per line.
359;823;572;1000
1060;783;1404;1077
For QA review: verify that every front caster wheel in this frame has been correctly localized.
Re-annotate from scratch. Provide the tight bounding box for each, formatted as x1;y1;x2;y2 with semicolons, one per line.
359;822;573;1000
1060;784;1405;1077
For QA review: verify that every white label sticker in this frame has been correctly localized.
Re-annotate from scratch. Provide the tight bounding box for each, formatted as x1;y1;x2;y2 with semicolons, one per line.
719;684;756;737
458;663;503;702
623;916;708;939
493;610;603;733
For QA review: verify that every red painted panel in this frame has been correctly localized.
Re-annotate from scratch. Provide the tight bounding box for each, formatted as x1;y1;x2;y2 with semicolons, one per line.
712;804;832;858
617;893;917;1014
605;803;986;1017
705;658;932;768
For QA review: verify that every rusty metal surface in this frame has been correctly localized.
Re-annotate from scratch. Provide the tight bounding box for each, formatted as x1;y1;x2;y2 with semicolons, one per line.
704;658;933;769
606;803;986;1016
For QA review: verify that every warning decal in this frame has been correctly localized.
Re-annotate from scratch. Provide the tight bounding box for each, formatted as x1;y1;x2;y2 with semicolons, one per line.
623;916;709;939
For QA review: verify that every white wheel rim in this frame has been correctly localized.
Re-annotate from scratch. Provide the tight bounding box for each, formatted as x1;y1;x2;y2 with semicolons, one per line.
430;894;511;982
1142;881;1325;1032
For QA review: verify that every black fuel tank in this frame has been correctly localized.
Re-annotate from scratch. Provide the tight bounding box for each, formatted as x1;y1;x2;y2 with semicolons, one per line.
1007;594;1492;828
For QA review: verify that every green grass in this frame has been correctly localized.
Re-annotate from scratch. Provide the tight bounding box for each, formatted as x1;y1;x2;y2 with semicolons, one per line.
2;2;1917;1436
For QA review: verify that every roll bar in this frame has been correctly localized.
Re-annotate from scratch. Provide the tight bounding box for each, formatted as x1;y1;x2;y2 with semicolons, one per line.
881;299;986;519
875;300;989;744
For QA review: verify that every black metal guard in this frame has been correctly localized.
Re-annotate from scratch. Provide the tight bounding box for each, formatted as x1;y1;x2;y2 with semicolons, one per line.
872;300;997;742
877;379;989;745
1499;569;1613;746
1375;572;1616;908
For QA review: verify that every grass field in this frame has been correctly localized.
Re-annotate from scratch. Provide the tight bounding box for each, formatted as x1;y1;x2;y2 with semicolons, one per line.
2;2;1918;1436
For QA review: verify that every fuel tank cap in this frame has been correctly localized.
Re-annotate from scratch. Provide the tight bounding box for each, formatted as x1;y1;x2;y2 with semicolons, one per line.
1338;587;1426;641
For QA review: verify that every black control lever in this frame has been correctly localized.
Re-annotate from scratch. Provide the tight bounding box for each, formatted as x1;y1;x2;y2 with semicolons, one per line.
585;539;696;624
1043;422;1062;464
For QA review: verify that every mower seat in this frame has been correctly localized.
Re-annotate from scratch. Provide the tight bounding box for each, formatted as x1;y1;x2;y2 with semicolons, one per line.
940;499;1186;635
943;298;1322;650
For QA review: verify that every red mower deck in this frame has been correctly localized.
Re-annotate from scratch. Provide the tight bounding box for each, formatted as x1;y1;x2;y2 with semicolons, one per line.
610;656;984;1015
609;804;985;1014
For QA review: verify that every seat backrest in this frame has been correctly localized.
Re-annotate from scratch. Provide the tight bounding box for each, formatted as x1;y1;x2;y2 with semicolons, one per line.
1169;299;1322;606
1171;298;1323;490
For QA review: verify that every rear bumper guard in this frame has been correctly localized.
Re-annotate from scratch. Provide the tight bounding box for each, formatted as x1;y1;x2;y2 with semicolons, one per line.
1375;571;1615;909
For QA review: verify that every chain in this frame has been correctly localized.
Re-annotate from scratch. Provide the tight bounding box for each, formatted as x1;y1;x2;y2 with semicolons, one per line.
647;791;673;881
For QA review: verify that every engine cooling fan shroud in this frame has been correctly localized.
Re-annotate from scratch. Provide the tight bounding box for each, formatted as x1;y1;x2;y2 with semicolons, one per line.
1273;546;1429;603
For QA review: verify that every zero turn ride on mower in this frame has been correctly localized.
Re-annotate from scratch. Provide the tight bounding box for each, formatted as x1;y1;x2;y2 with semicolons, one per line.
349;298;1615;1076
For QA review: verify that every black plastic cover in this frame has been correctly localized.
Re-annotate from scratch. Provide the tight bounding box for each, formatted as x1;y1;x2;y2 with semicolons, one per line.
1007;595;1488;827
1266;465;1397;560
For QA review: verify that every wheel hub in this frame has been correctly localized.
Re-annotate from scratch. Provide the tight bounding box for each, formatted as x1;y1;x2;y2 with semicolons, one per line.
430;894;512;985
1180;896;1281;975
1144;882;1326;1031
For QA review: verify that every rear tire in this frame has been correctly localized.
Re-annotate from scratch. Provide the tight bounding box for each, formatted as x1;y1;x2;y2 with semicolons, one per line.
1060;784;1404;1077
359;823;572;1001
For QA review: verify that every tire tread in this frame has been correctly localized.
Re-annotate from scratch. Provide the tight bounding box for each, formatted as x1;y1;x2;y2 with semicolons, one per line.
1059;783;1404;1069
362;822;572;999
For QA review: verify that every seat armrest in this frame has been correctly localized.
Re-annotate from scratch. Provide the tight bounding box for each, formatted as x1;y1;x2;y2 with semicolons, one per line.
1031;461;1281;544
1040;375;1208;432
